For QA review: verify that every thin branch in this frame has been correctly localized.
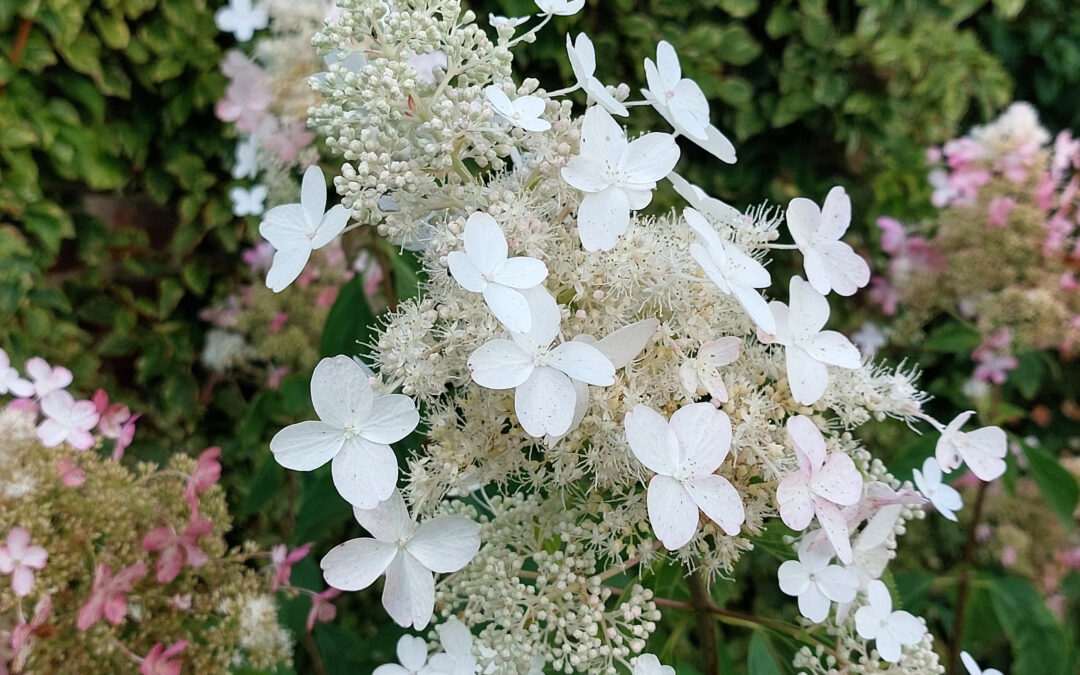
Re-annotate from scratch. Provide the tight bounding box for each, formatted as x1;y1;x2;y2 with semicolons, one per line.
687;570;720;675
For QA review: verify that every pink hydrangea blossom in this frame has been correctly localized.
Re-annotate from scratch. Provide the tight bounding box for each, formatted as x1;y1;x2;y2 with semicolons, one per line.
184;447;222;512
1052;130;1080;178
987;196;1016;228
971;329;1018;385
140;641;188;675
92;389;132;439
55;457;86;487
1034;172;1058;212
37;390;99;450
112;413;139;460
142;518;213;584
243;241;276;274
268;312;289;333
270;542;312;591
216;51;272;133
306;588;341;631
24;357;72;398
263;121;315;164
315;285;340;308
77;561;148;630
9;596;51;672
267;366;289;389
0;528;48;597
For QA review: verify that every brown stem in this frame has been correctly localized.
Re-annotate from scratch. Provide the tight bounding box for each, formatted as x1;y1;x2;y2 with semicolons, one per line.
300;630;328;675
9;19;32;66
687;570;720;674
372;246;399;312
948;480;988;673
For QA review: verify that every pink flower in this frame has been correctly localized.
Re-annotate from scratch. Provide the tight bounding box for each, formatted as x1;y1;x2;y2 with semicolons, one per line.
0;528;48;597
306;588;341;631
142;518;213;584
112;413;140;460
268;312;290;334
996;150;1033;183
869;277;901;316
216;51;271;132
1000;546;1017;567
9;595;51;672
971;329;1017;385
37;390;99;450
263;121;315;164
92;390;132;439
943;137;983;168
0;349;33;397
24;357;72;398
76;561;148;630
267;366;289;390
1034;172;1058;212
1052;130;1080;178
242;242;275;274
1062;273;1079;291
270;542;312;591
7;397;38;416
876;217;907;255
1059;546;1080;569
987;196;1016;228
140;641;188;675
184;447;222;512
172;593;192;610
315;285;340;308
55;457;86;487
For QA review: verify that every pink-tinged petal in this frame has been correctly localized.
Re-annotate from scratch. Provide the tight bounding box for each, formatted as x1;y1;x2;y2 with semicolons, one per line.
447;251;487;293
814;499;852;564
468;340;533;389
777;560;810;596
491;257;548;289
156;546;185;584
330;438;398;510
11;566;35;596
684;474;744;536
270;420;345;471
670;403;731;474
577;188;631;252
68;429;95;451
311;355;375;428
21;545;47;570
483;284;533;333
797;583;831;623
6;527;30;557
776;471;814;531
546;341;616;386
805;331;862;369
813;452;862;506
515;366;576;438
142;526;176;552
785;345;829;405
68;400;100;428
647;475;699;550
359;394;418;445
463;212;508;275
320;538;397;591
786;415;826;473
624;405;679;476
114;560;148;589
408;516;481;573
381;551;435;630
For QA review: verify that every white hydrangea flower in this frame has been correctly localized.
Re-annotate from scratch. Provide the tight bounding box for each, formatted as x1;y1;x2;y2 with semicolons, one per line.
229;184;267;217
912;457;962;521
678;336;742;402
214;0;268;42
269;356;419;509
668;172;743;224
564;33;629;117
485;86;550;132
785;186;870;297
0;349;33;398
373;635;431;675
933;411;1007;481
778;537;859;623
426;617;479;674
232;136;259;180
961;651;1004;675
854;580;925;663
534;0;585;16
633;654;675;675
321;490;481;630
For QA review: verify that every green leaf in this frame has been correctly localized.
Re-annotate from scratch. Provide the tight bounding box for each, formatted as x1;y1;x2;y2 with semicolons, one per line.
922;322;981;353
319;275;379;359
239;456;286;518
748;632;783;675
1010;351;1043;400
1021;442;1079;529
988;576;1073;675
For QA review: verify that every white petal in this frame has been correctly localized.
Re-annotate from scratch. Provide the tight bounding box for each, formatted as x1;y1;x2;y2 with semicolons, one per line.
817;565;858;603
266;243;313;293
655;41;681;87
491;257;548;289
382;552;435;630
464;212;507;275
567;33;596;80
515;367;576;437
647;475;699;550
866;579;893;615
36;419;68;447
817;242;870;296
561;155;611;193
595;319;659;368
669;81;709;140
787;415;826;472
483;284;533;333
321;539;397;591
684;474;744;536
805;331;862;369
622;133;681;183
875;631;902;663
353;489;414;542
624;405;679;475
854;604;883;640
468;340;533;389
777;560;811;596
786;345;829;405
797;583;831;623
408;516;481;573
301;165;328;229
585;78;629;117
396;635;430;671
815;499;852;564
962;427;1007;481
484;86;514;117
311;355;374;428
331;438;398;509
577;188;631;252
260;204;311;248
312;205;350;249
730;283;777;334
886;610;925;647
700;124;737;163
447;252;487;293
785;197;820;249
776;472;814;531
813;452;863;506
698;337;742;365
669;403;731;474
512;286;561;352
579;105;625;160
818;186;851;241
361;394;419;444
270;420;344;471
546;341;616;386
788;276;830;341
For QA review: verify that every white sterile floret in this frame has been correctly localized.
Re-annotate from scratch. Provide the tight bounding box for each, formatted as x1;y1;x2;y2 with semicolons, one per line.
259;165;351;293
912;457;962;521
624;403;745;550
775;415;863;563
961;651;1004;675
321;490;481;630
777;537;859;623
641;41;736;163
232;136;259;180
757;276;862;405
467;292;615;437
668;173;743;225
373;635;430;675
684;207;775;333
561;106;679;251
229;185;267;217
933;411;1007;481
679;336;742;402
633;653;676;675
447;212;549;332
564;33;629;117
269;356;419;509
484;86;551;132
854;580;925;663
785;186;870;297
426;617;479;674
0;350;33;397
534;0;585;16
214;0;268;42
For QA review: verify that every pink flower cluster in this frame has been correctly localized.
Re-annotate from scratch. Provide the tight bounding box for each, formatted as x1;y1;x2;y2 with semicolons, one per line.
970;329;1018;386
868;217;945;316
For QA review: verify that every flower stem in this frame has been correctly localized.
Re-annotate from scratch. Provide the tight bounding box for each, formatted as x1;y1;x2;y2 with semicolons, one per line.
948;480;988;673
687;569;720;675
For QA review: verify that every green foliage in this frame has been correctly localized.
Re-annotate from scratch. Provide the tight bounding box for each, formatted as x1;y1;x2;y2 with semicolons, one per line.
988;576;1077;675
0;0;238;444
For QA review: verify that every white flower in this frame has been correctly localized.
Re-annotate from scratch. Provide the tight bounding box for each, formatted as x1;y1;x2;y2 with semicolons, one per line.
778;537;859;623
214;0;268;42
320;490;481;630
678;336;741;402
447;212;548;332
232;137;259;180
684;207;775;333
564;34;629;117
426;617;478;675
961;651;1004;675
0;350;33;397
933;411;1006;481
912;457;962;521
561;106;679;251
851;322;887;358
633;654;675;675
374;635;430;675
757;276;862;405
488;14;530;30
269;356;419;509
258;165;350;293
24;357;71;398
624;403;745;550
467;291;615;437
485;86;550;132
230;184;267;217
641;42;736;163
776;415;863;563
36;390;100;451
785;187;870;297
854;580;925;663
668;173;743;225
534;0;584;15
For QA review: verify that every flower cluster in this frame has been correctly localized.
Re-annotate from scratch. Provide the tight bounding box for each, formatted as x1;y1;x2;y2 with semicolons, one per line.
255;0;1011;672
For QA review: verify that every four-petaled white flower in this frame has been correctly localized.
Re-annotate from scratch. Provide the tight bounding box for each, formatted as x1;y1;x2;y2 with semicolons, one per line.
778;537;859;623
214;0;268;42
757;276;862;405
776;415;862;563
624;403;745;550
320;490;481;630
427;617;479;674
912;457;962;521
961;651;1004;675
786;186;870;297
642;42;736;163
447;212;549;333
0;350;33;397
232;137;259;180
565;34;629;117
230;184;267;217
684;207;775;334
669;173;743;225
534;0;584;15
485;86;551;132
373;635;430;675
467;291;615;437
25;357;72;398
37;390;100;451
679;336;742;402
633;654;675;675
933;411;1007;482
854;580;925;663
561;106;679;251
269;356;419;509
259;165;350;293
